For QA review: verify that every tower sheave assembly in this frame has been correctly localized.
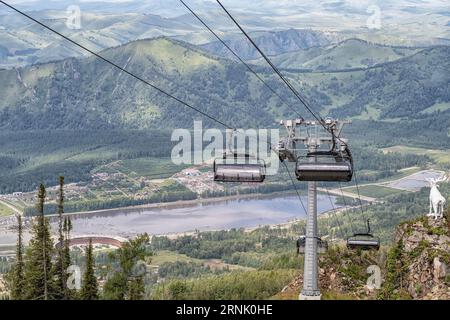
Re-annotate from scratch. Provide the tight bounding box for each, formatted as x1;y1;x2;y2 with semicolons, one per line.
278;119;352;300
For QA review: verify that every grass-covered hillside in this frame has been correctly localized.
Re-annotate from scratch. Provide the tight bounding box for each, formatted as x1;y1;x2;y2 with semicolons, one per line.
0;37;305;130
1;37;449;131
251;39;420;71
0;11;202;68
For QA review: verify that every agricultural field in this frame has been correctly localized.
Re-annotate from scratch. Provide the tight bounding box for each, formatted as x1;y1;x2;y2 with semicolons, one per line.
343;185;406;199
0;202;15;216
150;250;202;266
106;157;189;179
382;146;450;165
376;167;423;183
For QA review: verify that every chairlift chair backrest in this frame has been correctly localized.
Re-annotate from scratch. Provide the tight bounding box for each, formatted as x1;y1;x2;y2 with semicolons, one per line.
296;236;328;254
295;150;353;182
346;219;380;251
346;236;380;251
213;153;266;183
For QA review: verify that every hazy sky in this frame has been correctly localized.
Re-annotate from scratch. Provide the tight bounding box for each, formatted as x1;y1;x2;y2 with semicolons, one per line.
1;0;448;18
3;0;449;9
1;0;448;35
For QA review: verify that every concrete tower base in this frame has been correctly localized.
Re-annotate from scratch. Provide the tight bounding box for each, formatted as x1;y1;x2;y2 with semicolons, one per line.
299;292;322;300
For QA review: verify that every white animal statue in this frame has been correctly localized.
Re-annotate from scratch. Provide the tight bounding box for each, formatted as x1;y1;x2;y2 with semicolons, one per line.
426;175;447;219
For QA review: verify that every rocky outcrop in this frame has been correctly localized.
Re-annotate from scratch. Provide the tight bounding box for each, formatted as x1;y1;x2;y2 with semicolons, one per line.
275;246;384;300
391;216;450;300
277;214;450;300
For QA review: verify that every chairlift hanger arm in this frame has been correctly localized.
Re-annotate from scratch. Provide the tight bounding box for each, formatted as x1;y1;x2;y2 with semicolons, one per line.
278;119;351;162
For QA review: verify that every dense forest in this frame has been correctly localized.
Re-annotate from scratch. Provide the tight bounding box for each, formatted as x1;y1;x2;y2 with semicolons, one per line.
0;130;174;193
329;46;450;119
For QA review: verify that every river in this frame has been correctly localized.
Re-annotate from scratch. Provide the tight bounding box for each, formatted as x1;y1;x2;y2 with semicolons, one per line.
66;194;339;238
0;194;340;247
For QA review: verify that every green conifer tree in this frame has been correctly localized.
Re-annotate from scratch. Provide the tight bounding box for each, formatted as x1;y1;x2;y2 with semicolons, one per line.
128;276;145;300
53;176;70;299
10;214;25;300
63;217;72;270
102;234;150;300
62;215;75;299
23;184;54;300
80;239;99;300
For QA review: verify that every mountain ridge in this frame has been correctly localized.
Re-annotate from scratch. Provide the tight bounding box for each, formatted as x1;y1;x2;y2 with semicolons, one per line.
0;37;295;130
250;38;424;71
200;28;343;60
0;36;449;131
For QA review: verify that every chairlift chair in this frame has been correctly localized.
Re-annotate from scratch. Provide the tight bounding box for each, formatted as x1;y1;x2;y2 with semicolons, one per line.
296;236;328;254
213;153;266;183
346;219;380;251
295;149;353;182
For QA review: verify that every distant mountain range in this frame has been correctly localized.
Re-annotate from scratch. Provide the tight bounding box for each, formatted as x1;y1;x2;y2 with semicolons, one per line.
249;38;421;71
0;14;347;69
0;11;203;68
0;36;449;131
1;0;449;68
200;29;343;60
0;37;296;130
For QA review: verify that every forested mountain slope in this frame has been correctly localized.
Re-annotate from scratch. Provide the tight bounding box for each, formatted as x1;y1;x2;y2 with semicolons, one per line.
0;37;449;131
0;37;302;130
326;46;450;119
200;29;341;60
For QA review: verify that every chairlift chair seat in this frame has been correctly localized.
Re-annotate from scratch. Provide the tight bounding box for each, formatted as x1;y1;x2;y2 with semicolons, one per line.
213;154;266;183
295;151;353;182
347;219;380;251
296;236;328;254
346;234;380;251
214;163;265;182
296;162;353;182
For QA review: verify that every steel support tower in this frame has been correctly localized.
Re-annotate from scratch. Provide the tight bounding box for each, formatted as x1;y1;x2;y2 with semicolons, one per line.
299;141;321;300
278;119;349;300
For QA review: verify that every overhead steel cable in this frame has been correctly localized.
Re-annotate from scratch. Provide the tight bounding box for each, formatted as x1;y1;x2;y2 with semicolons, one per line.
214;1;375;227
0;0;313;213
177;3;356;236
353;172;366;216
0;0;284;150
3;1;355;236
281;160;307;215
215;0;353;150
352;171;375;233
215;0;324;125
0;0;232;129
324;187;346;240
338;182;356;235
179;0;304;120
178;0;320;215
